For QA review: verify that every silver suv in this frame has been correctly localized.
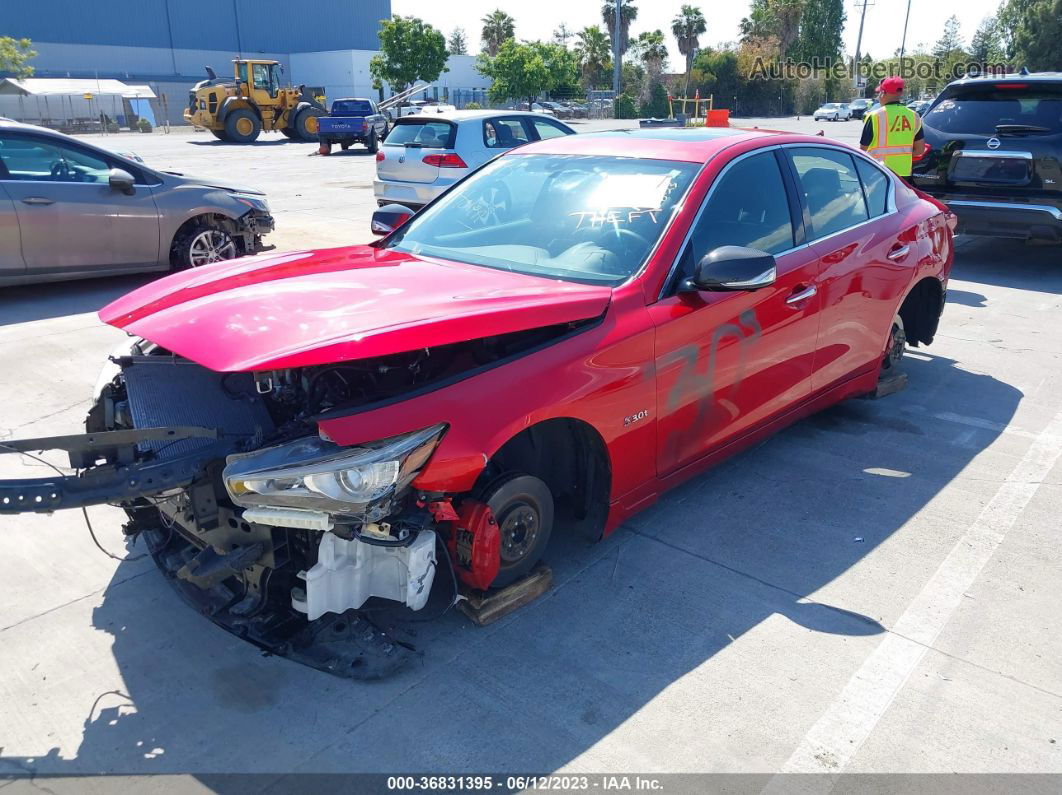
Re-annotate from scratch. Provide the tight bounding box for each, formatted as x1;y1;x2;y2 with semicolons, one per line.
0;120;273;287
374;110;576;212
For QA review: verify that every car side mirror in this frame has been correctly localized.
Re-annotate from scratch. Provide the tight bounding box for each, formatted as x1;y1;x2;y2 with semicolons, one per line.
371;203;413;236
681;246;777;292
108;168;136;195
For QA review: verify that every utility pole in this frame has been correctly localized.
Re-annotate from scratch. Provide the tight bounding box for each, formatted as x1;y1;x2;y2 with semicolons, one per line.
899;0;913;64
852;0;874;94
612;0;621;95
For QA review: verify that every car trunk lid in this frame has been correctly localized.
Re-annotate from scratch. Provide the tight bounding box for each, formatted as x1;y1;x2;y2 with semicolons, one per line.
377;118;457;184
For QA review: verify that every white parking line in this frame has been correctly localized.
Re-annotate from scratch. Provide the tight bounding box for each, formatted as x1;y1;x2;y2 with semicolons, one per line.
769;406;1062;780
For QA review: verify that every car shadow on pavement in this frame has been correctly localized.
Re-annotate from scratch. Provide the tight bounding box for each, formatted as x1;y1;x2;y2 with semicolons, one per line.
186;139;309;147
0;347;1024;778
953;237;1062;294
1;275;154;326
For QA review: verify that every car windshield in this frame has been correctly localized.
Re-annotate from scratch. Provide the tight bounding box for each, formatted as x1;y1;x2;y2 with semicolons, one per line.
924;84;1062;135
332;100;373;114
383;154;699;285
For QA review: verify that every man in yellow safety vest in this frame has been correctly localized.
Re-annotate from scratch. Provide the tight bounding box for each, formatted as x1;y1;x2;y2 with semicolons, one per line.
859;76;925;179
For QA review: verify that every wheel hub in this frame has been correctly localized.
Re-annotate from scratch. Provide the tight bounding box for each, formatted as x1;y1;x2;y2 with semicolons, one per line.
189;230;237;266
499;503;538;564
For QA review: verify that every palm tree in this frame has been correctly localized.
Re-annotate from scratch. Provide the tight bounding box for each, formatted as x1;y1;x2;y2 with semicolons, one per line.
481;9;515;57
601;0;639;58
633;30;669;73
671;4;707;97
575;26;612;89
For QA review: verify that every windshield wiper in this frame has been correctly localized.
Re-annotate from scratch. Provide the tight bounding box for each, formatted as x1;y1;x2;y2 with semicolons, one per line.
995;124;1052;134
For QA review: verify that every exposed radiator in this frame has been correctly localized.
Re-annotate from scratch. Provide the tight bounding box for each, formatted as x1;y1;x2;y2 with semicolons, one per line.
121;356;274;459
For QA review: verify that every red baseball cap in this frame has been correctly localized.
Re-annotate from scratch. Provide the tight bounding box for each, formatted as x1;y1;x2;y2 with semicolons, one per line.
878;76;905;94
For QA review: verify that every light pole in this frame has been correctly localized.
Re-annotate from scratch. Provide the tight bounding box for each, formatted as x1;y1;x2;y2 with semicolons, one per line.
899;0;913;64
852;0;874;95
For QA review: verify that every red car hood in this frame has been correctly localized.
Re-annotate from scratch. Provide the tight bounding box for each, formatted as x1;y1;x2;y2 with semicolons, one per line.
99;246;612;372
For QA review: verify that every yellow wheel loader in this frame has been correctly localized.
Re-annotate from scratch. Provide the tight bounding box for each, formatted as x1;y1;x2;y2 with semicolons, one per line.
184;60;326;144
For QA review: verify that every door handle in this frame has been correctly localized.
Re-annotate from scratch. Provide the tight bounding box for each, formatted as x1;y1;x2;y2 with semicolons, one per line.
887;244;910;261
785;285;817;305
21;197;54;205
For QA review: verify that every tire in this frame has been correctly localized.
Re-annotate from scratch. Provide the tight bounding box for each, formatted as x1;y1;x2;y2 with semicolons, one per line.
210;129;231;142
170;224;239;270
280;128;298;139
292;107;323;141
882;314;906;372
485;474;554;589
224;109;261;143
366;130;379;154
340;141;351;150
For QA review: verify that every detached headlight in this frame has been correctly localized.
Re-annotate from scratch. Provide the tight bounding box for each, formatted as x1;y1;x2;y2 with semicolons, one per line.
223;424;446;514
231;192;269;213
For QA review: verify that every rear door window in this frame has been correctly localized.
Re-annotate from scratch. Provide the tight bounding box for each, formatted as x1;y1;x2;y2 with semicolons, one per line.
788;148;870;239
483;117;531;149
385;120;455;148
924;84;1062;135
855;158;890;217
529;118;570;140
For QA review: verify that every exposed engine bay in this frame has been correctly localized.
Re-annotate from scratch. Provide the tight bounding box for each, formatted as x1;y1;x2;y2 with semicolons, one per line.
0;322;581;679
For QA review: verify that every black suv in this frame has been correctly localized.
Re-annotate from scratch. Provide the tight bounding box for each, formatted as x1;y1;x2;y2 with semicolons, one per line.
911;73;1062;242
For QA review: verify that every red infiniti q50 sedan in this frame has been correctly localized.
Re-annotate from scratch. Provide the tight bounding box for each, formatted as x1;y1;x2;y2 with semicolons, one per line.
1;127;955;677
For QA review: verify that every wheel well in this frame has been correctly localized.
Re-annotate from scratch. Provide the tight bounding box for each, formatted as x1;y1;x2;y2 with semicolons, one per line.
477;418;612;542
169;214;240;265
898;277;944;347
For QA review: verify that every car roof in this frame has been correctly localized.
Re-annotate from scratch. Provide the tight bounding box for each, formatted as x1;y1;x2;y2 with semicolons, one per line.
947;72;1062;89
512;126;813;162
396;109;563;123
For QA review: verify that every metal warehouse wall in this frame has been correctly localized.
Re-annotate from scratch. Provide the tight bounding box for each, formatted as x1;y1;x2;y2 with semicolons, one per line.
4;0;390;55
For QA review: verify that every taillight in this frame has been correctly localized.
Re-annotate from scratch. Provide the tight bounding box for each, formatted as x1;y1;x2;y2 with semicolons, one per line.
913;142;932;163
422;153;467;168
375;151;384;162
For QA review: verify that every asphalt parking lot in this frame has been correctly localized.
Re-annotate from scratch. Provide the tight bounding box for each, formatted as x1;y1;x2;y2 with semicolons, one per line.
1;116;1061;785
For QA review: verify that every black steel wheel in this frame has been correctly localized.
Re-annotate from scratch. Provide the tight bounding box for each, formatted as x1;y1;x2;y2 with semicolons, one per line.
485;474;554;588
366;130;379;154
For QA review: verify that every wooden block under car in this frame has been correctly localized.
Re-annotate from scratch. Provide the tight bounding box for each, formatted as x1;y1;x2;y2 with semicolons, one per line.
458;565;553;626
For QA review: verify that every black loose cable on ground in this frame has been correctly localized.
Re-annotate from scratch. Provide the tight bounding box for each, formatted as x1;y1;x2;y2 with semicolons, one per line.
0;442;146;563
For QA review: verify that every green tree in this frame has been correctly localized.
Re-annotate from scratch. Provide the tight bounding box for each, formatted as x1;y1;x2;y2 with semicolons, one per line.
448;27;468;56
370;17;448;94
602;0;639;58
575;26;613;89
740;0;804;60
792;0;845;64
969;16;1004;68
631;30;669;73
0;36;36;78
1008;0;1062;70
933;15;965;59
477;40;578;105
553;24;574;48
481;9;515;57
671;5;707;97
639;80;670;117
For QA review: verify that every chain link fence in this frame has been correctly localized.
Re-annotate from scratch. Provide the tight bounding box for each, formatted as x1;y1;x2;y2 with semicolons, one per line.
447;88;616;120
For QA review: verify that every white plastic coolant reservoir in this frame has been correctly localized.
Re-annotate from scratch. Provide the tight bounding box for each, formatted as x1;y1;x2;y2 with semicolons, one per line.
293;529;437;620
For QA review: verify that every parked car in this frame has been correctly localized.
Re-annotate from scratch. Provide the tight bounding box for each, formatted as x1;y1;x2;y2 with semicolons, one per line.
541;101;571;119
0;120;273;287
813;102;852;121
848;98;872;119
906;99;931;116
317;97;388;154
0;126;955;680
374;109;576;212
911;73;1062;242
531;102;557;117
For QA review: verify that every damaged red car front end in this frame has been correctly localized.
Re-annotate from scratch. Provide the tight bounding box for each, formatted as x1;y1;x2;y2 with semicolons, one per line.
0;129;954;678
